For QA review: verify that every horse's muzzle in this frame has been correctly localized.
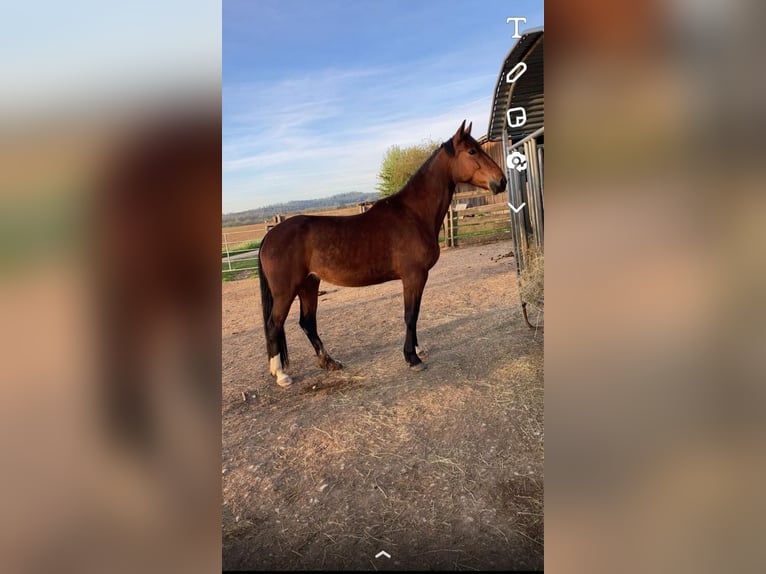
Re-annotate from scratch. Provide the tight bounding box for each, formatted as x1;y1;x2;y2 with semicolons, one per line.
490;176;507;194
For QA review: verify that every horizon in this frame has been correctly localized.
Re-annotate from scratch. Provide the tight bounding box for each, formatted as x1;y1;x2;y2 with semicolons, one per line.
223;0;543;213
222;190;377;217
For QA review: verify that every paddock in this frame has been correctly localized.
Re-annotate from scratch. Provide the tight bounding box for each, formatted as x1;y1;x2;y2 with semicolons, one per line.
222;239;543;570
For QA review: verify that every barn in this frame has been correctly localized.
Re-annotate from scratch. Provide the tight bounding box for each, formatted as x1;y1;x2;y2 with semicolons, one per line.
488;27;544;321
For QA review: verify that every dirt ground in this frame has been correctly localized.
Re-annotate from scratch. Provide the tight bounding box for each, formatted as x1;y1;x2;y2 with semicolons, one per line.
222;239;544;571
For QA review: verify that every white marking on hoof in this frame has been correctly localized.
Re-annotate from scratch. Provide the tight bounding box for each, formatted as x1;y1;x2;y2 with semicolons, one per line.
415;345;428;358
270;355;292;386
276;373;293;387
269;355;280;376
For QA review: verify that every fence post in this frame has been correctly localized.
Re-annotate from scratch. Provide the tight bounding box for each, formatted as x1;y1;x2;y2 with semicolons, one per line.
224;233;232;271
449;204;456;247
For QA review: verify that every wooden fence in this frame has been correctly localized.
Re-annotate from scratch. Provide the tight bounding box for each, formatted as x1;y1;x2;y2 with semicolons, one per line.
440;200;511;248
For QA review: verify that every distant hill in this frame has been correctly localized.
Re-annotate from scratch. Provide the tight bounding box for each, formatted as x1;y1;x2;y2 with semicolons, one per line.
222;191;380;227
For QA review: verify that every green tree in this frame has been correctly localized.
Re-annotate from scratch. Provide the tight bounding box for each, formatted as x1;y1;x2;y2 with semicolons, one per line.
376;140;440;198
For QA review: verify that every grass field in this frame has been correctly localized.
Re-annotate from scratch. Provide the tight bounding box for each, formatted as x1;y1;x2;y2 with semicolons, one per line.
221;258;258;282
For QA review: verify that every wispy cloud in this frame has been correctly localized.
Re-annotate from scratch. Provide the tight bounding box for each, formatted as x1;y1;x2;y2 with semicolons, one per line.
223;58;498;212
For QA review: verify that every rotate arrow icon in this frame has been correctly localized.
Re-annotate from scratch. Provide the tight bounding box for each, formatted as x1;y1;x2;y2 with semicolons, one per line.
375;550;391;559
508;202;526;213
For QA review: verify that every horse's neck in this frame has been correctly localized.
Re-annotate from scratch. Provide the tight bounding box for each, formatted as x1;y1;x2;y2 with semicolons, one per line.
398;152;455;237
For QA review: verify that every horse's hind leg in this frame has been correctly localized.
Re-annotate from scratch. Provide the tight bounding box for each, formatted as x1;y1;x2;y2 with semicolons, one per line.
297;275;343;371
266;293;295;387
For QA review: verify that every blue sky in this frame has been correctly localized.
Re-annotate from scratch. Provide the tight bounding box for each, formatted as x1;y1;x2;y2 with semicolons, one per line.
223;0;543;213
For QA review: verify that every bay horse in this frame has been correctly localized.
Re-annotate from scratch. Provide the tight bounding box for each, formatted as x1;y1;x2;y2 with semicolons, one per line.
258;120;506;386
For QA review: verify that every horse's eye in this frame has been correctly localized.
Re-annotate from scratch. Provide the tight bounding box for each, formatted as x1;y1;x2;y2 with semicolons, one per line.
468;149;477;155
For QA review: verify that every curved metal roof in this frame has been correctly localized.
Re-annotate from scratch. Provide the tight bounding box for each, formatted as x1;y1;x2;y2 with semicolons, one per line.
487;28;544;142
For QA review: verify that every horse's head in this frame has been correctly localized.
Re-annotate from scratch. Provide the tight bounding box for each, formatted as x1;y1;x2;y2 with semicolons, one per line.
443;120;506;194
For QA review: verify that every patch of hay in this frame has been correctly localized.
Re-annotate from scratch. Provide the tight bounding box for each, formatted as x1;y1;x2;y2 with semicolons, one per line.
519;247;544;305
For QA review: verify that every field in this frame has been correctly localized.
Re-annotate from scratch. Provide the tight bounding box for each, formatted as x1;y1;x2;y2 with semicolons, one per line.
222;239;544;570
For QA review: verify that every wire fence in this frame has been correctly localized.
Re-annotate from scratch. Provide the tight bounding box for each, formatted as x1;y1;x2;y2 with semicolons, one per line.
221;227;266;281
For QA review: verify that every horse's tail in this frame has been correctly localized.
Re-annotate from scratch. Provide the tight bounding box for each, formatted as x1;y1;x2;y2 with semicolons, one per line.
258;249;289;367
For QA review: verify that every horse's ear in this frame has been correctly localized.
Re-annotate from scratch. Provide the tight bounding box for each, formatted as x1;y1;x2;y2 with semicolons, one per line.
455;120;466;140
465;122;472;136
451;120;466;151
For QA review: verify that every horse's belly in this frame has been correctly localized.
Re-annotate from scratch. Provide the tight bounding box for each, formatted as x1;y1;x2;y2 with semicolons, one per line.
311;258;397;287
306;226;398;286
314;267;397;287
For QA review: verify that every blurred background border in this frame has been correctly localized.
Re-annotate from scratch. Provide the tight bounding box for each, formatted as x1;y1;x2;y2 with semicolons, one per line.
2;1;766;573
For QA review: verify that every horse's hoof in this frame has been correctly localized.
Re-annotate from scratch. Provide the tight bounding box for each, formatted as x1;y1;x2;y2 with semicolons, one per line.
276;373;293;387
326;359;343;371
319;355;343;371
416;346;428;359
409;362;427;372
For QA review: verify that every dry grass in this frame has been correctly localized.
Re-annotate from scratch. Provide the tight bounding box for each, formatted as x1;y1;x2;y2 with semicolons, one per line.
222;240;543;570
519;246;544;306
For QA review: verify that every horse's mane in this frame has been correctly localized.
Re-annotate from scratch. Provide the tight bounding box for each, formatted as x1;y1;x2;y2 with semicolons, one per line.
392;140;449;196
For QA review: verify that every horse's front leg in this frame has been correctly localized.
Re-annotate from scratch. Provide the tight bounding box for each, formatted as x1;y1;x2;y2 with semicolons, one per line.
402;271;428;371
